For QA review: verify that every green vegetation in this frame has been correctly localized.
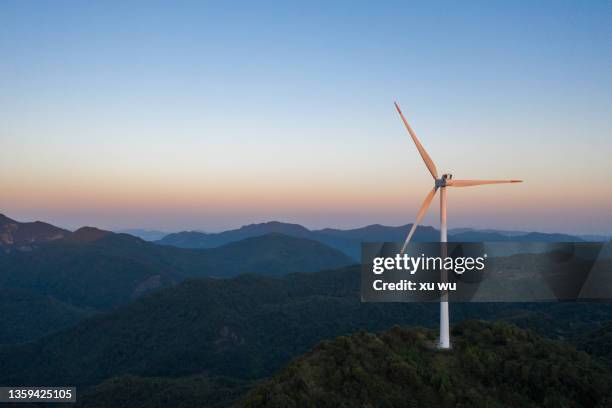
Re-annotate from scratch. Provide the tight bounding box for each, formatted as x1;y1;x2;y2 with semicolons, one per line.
0;288;93;344
2;264;612;393
0;231;352;310
574;322;612;369
1;266;434;386
76;375;249;408
240;321;612;408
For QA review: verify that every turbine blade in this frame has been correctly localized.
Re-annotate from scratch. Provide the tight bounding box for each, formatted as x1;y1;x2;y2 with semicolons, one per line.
394;102;438;179
446;179;523;187
400;187;438;254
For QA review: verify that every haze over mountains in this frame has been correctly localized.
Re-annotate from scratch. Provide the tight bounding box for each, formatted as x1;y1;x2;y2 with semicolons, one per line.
156;221;589;260
2;213;597;258
116;229;169;242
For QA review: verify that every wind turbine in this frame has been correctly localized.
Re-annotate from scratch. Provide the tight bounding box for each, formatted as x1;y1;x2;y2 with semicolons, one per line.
394;102;522;349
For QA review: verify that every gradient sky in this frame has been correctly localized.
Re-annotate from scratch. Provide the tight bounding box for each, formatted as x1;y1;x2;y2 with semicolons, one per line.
1;1;611;234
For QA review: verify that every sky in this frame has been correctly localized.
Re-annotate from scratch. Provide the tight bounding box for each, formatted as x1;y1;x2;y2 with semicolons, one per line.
1;1;611;234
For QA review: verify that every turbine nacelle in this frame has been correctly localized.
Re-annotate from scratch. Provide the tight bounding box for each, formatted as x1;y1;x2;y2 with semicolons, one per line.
435;174;453;188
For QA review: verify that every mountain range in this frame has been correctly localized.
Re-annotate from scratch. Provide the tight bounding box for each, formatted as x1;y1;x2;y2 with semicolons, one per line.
0;213;70;249
0;212;599;347
116;229;170;241
2;212;611;407
0;215;354;345
0;229;352;308
2;214;593;260
156;221;586;260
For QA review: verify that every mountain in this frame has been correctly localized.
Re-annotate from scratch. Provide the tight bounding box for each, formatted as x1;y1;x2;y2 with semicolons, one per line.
2;263;611;389
452;228;609;242
0;228;352;345
239;321;612;408
317;223;439;243
0;214;70;249
156;221;584;259
0;266;434;387
157;222;441;260
450;227;530;237
0;230;179;310
115;229;169;241
580;234;612;242
0;231;352;311
449;230;583;242
201;233;353;277
0;213;589;258
520;232;585;242
0;288;93;345
157;221;313;248
154;230;212;247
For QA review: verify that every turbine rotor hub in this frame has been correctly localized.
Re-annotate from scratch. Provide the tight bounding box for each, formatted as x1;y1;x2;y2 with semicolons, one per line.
435;174;452;188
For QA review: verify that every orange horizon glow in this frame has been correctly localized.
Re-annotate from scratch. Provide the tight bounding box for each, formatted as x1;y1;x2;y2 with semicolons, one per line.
2;2;611;234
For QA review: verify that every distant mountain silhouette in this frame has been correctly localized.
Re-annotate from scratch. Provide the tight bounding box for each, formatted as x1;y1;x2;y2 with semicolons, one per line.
156;221;584;259
448;231;512;241
520;232;585;242
452;228;609;242
157;221;314;248
0;213;587;258
115;229;169;241
64;226;114;243
0;214;70;249
579;234;612;242
157;222;441;259
449;227;530;236
317;223;439;243
449;230;583;242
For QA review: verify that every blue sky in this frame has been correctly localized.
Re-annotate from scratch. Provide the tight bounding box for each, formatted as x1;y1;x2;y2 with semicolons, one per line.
1;1;611;233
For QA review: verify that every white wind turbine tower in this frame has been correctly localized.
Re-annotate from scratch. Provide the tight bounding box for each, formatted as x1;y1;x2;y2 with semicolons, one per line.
394;102;522;349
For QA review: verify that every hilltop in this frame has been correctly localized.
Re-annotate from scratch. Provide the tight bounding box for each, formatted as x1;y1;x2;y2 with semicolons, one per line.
0;214;70;249
240;321;612;408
